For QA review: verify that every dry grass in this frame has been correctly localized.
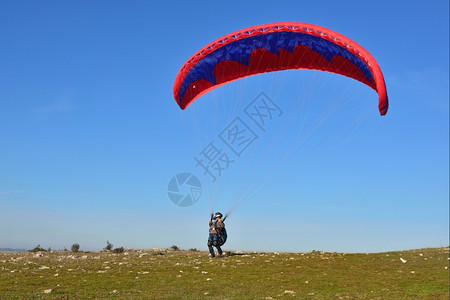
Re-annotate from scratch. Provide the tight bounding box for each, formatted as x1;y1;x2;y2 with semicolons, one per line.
0;247;448;299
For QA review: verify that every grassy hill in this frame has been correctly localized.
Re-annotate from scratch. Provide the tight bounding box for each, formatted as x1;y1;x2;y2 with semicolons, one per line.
0;247;448;299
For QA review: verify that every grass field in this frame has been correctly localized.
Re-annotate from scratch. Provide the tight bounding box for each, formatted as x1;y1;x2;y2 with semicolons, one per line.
1;246;448;299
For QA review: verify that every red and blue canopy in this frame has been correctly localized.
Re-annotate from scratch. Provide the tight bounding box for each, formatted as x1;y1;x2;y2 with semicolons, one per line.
173;22;388;115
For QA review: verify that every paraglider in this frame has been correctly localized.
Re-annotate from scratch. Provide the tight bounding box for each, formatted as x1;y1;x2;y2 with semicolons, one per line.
173;22;389;255
173;22;388;115
208;212;228;257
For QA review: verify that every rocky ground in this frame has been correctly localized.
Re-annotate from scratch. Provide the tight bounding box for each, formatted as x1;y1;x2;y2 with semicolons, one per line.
1;247;448;299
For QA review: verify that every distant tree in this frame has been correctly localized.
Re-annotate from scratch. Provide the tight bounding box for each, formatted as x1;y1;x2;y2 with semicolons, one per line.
104;241;113;251
189;248;198;252
48;247;51;252
170;245;180;251
63;247;68;252
71;243;80;253
29;245;46;252
112;247;124;254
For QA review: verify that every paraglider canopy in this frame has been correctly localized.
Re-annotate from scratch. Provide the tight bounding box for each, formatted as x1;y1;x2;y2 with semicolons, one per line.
173;22;388;115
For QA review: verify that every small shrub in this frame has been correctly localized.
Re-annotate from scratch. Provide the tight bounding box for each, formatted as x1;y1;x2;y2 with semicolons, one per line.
29;245;46;252
112;247;124;254
170;245;180;251
104;241;113;251
71;243;80;252
189;248;198;252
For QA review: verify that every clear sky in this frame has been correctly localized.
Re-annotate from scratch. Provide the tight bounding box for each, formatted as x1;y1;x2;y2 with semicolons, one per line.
0;0;448;253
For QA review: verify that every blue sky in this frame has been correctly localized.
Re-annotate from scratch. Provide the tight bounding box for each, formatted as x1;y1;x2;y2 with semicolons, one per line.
0;0;448;253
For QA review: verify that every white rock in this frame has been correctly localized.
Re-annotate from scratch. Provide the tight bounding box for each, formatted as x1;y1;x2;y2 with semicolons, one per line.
400;258;407;263
43;289;52;294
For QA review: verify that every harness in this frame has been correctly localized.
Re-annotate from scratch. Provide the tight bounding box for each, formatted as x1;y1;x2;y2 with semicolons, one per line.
210;215;228;246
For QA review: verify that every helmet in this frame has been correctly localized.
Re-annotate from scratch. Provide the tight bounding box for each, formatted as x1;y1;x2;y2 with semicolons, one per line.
214;212;223;219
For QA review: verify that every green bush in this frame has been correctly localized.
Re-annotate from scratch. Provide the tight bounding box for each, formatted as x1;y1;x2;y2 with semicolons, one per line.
71;243;80;252
112;247;124;254
29;245;46;252
104;241;113;251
